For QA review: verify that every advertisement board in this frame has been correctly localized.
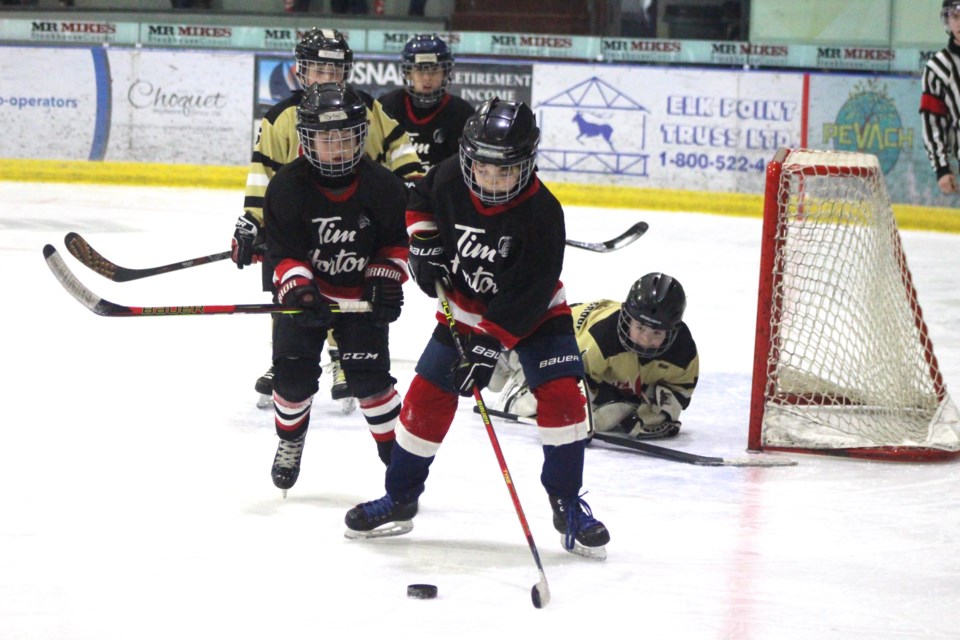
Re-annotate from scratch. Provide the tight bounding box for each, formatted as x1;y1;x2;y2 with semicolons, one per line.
106;49;253;166
533;64;803;193
0;47;102;161
806;73;950;207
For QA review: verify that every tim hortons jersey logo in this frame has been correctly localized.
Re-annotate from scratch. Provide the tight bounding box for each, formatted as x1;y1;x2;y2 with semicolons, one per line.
453;224;500;295
309;216;365;277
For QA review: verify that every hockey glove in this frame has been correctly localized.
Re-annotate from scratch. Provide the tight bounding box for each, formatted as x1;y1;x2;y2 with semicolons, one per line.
453;333;501;397
407;231;449;299
276;269;333;325
363;260;405;326
231;213;264;269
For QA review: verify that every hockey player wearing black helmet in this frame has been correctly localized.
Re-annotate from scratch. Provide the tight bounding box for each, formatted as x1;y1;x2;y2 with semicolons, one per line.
260;82;411;496
378;34;475;173
491;273;699;441
921;1;960;195
345;97;611;560
231;27;423;415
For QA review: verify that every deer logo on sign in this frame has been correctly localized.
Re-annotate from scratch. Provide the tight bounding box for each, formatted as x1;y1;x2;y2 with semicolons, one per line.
572;111;615;151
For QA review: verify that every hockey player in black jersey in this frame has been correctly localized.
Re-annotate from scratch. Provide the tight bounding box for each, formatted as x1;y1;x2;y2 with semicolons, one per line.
378;34;476;174
344;98;610;559
230;28;423;414
263;82;409;496
921;1;960;195
493;273;699;440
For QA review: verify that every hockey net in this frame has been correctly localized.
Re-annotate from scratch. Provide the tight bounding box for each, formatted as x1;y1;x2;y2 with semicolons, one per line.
748;148;960;461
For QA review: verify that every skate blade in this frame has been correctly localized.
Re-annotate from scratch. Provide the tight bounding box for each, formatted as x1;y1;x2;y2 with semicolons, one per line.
561;536;607;561
343;520;413;540
256;393;272;410
339;397;357;415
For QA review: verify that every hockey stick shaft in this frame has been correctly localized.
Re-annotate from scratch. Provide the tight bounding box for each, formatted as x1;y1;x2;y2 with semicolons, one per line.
478;406;796;468
564;221;649;253
435;283;550;609
44;244;370;317
64;232;263;282
66;222;646;284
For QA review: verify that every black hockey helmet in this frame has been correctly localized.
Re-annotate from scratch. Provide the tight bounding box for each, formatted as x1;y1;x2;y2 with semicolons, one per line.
459;98;540;205
618;272;687;358
296;82;368;177
294;28;353;89
401;34;454;107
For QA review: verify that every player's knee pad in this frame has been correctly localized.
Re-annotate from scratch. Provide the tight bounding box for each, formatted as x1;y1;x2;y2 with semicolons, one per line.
533;377;586;427
273;357;320;402
400;374;458;444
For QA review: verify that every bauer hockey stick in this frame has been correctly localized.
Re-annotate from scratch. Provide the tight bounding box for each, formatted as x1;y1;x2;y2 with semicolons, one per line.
436;282;550;609
64;232;265;282
564;221;648;253
44;244;371;317
479;407;797;468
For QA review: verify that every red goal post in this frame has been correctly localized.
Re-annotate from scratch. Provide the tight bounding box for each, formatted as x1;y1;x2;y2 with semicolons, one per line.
748;147;960;461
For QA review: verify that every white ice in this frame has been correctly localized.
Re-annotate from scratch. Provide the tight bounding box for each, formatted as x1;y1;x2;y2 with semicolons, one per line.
1;182;959;639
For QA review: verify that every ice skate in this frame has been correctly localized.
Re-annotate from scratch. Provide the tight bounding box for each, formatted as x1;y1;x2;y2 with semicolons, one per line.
549;493;609;560
271;433;305;498
255;366;274;410
326;350;356;414
344;494;417;539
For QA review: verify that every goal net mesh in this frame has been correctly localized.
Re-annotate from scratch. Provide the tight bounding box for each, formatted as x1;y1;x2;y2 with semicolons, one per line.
753;149;960;456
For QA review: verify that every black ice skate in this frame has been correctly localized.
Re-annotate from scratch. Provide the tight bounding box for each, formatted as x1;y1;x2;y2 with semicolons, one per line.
271;433;305;498
255;366;274;410
344;494;418;539
550;493;610;560
326;349;356;414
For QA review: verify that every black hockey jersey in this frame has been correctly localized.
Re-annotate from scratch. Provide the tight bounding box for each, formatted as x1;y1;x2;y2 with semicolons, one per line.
378;90;476;173
264;156;409;304
406;156;570;348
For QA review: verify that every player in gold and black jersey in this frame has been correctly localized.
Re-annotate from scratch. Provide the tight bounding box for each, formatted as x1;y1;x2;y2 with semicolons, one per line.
230;28;423;413
264;82;409;496
377;34;475;174
492;273;699;440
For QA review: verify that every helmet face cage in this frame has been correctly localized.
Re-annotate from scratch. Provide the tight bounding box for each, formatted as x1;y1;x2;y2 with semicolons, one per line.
295;28;354;89
617;273;686;358
401;35;454;107
298;122;368;177
295;59;353;90
459;149;536;206
459;99;540;206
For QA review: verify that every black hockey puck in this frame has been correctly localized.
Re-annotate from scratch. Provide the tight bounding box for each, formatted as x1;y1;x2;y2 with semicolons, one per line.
407;583;438;599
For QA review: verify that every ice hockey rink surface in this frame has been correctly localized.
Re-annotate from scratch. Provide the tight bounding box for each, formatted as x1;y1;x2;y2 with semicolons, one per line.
2;181;958;639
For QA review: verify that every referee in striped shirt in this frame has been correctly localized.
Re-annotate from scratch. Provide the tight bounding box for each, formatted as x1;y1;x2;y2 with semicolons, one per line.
921;1;960;195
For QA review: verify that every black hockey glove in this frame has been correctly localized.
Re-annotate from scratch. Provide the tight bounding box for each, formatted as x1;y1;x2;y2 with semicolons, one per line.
363;260;405;326
453;333;501;397
277;274;333;325
408;231;449;299
231;213;263;269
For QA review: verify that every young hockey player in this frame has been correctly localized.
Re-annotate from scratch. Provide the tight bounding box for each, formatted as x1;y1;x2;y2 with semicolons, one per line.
920;1;960;195
263;82;408;495
230;28;423;412
492;273;699;440
343;98;611;559
377;34;476;174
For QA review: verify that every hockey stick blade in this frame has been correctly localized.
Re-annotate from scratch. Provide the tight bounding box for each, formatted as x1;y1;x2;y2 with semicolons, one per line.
64;232;257;282
565;221;648;253
478;406;797;468
44;244;370;317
